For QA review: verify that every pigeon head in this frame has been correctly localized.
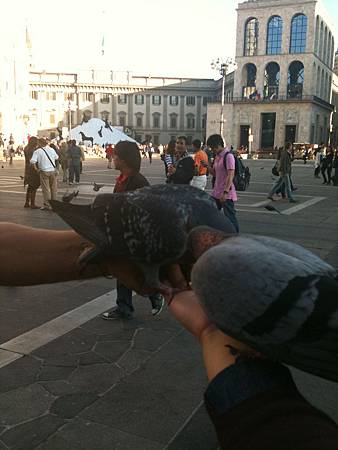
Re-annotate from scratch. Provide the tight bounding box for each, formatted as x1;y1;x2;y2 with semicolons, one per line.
190;235;338;381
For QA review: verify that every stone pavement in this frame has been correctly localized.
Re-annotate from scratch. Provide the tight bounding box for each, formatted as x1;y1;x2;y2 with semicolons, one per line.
0;157;338;449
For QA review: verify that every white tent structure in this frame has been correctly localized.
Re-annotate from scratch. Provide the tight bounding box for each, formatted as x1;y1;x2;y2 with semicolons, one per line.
70;118;138;146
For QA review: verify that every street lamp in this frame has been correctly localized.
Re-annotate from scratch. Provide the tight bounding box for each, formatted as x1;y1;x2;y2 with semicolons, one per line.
211;57;236;139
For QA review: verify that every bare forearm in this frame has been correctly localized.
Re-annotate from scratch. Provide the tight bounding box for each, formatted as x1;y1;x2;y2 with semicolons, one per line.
224;170;235;193
0;223;101;285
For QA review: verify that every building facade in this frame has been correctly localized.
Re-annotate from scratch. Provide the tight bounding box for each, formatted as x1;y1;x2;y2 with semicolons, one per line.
27;71;217;146
207;0;336;151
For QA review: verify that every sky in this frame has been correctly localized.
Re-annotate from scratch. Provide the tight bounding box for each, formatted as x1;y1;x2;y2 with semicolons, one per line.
4;0;338;79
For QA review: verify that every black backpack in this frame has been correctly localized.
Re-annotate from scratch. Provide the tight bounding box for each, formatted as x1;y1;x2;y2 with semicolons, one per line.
223;151;251;191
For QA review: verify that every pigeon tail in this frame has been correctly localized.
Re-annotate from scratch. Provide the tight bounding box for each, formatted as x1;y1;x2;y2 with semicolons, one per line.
49;200;108;248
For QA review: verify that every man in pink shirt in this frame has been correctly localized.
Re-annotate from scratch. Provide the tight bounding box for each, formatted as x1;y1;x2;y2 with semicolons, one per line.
207;134;239;232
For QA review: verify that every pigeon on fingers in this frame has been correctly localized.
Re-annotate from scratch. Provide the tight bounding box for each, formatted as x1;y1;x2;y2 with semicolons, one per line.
190;228;338;382
93;182;104;192
50;184;235;296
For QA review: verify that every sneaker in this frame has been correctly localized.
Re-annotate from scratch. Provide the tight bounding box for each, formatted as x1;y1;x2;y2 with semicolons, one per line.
101;307;132;320
151;295;164;316
40;204;51;211
289;199;297;203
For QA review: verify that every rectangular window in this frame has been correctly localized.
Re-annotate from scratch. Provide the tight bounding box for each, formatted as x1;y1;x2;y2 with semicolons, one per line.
119;115;126;127
186;96;195;106
135;94;144;105
153;116;160;128
100;93;110;104
169;96;179;106
152;95;161;105
136;116;143;127
170;135;177;141
82;92;93;102
170;116;177;129
118;94;127;104
46;92;56;101
64;93;74;101
50;114;55;125
202;117;206;129
187;116;195;129
240;125;250;148
30;90;38;100
285;125;296;144
203;96;212;106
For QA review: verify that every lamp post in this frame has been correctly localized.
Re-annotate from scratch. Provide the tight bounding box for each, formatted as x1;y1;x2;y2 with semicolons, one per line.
211;57;236;140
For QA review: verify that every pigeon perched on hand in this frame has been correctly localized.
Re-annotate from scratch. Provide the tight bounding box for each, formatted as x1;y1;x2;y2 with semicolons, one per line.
190;227;338;382
62;190;79;203
50;184;235;296
93;182;104;192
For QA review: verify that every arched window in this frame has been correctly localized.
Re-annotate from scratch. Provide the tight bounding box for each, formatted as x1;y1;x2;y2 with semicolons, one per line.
242;63;257;98
316;65;321;96
287;61;304;98
290;14;307;53
186;114;195;129
264;62;280;99
244;18;259;56
323;26;328;64
319;21;324;59
328;76;332;102
320;69;324;98
314;16;319;54
266;16;283;55
324;72;328;101
327;31;332;66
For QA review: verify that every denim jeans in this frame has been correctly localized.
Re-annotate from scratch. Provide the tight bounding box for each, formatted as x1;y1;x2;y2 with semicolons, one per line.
116;280;162;315
69;164;81;183
223;200;239;233
269;174;293;200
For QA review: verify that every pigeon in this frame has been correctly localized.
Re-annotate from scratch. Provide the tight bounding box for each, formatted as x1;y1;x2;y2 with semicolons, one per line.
265;204;282;214
189;227;338;382
93;182;104;192
62;190;79;203
50;184;235;295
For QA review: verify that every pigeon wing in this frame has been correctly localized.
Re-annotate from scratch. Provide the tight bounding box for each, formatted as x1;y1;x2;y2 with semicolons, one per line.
50;200;109;248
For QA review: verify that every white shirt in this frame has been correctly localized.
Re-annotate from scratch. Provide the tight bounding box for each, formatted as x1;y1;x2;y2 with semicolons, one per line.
30;146;59;172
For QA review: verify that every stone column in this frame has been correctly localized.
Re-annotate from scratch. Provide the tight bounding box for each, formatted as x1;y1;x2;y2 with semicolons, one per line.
128;92;133;127
93;93;99;117
179;95;185;130
145;94;151;128
163;95;168;130
111;94;117;125
196;96;202;132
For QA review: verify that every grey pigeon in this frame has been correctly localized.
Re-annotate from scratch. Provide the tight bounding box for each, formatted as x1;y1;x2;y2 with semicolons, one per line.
265;204;282;214
50;184;235;295
62;190;79;203
93;182;104;192
190;227;338;382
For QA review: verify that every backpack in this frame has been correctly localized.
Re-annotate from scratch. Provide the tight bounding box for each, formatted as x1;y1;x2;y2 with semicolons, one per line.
223;151;251;191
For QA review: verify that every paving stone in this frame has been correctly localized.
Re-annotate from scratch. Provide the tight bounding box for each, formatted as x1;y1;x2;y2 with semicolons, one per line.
133;328;174;352
33;328;96;359
79;351;109;365
0;440;8;450
36;419;162;450
80;380;202;444
95;328;136;341
94;340;131;362
38;365;76;382
40;381;91;397
0;384;54;427
50;393;98;419
117;349;152;373
43;354;79;367
167;403;218;450
79;317;125;336
0;356;41;394
69;363;124;394
1;414;65;450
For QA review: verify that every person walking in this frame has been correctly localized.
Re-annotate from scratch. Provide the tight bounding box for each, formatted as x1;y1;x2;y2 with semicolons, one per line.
67;140;82;184
314;147;323;178
101;140;164;320
166;136;195;185
147;143;154;164
105;143;113;169
207;134;239;232
58;141;69;182
268;143;296;203
190;139;209;190
23;136;40;209
30;138;59;210
321;148;334;185
162;139;176;177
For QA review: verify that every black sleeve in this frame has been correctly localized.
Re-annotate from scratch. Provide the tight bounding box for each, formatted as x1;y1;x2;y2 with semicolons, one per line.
204;360;338;450
168;158;195;184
